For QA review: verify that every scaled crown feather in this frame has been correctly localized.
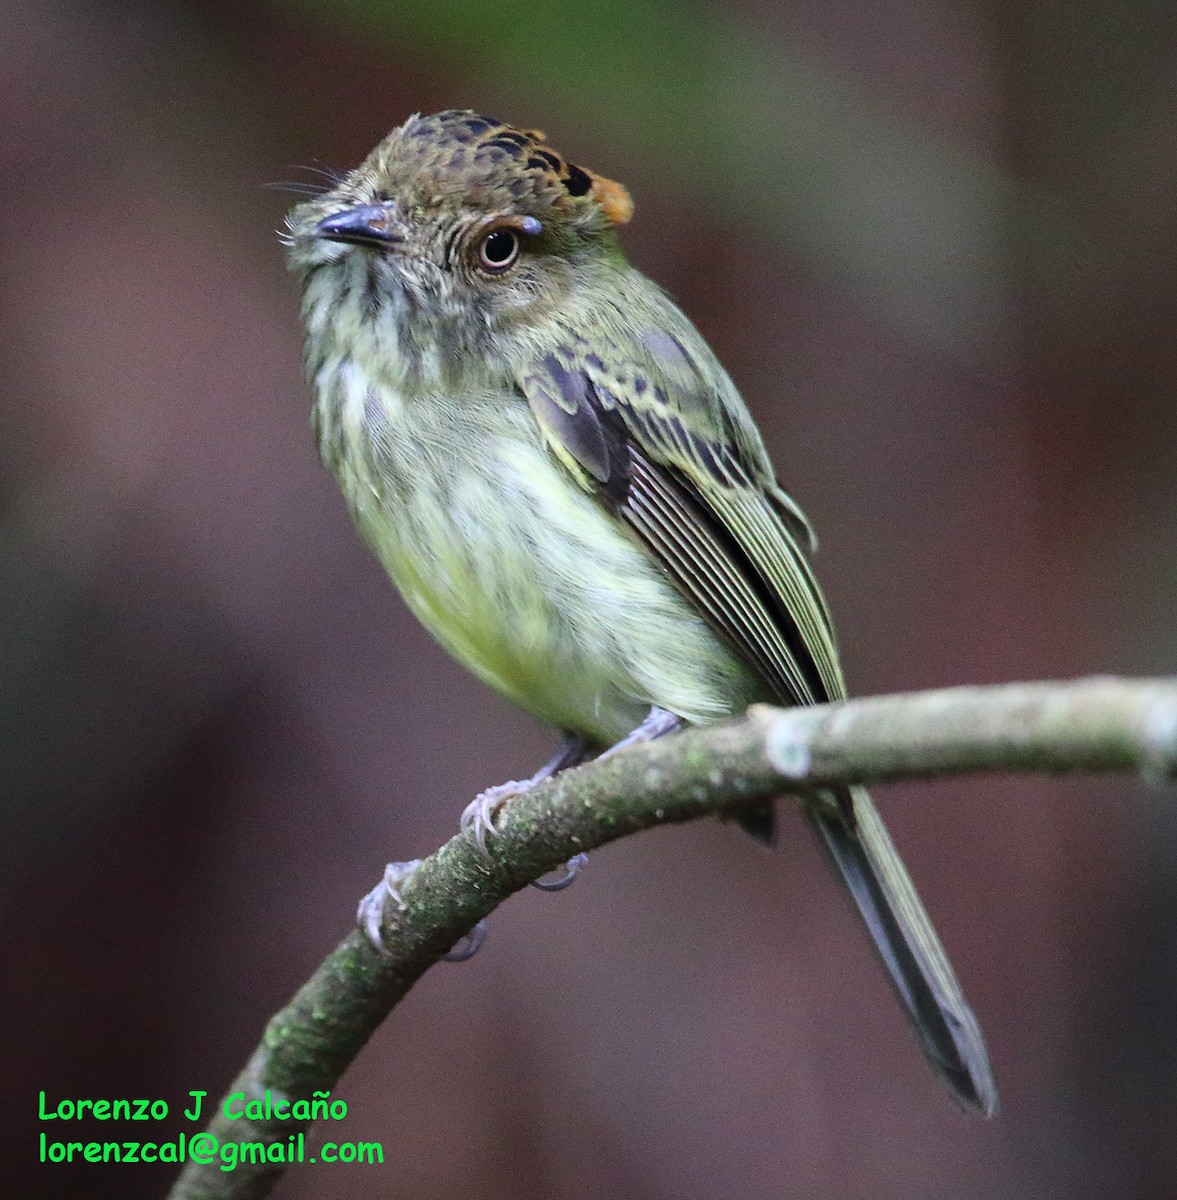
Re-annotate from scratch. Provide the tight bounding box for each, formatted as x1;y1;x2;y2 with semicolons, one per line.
368;110;633;228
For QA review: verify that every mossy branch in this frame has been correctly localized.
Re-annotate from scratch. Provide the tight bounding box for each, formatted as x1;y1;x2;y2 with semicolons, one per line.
165;676;1177;1200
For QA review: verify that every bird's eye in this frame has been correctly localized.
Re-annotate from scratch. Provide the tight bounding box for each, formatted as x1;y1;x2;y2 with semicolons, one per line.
477;228;521;273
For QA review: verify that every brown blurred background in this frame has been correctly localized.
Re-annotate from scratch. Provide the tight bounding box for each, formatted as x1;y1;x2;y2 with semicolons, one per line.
5;1;1177;1196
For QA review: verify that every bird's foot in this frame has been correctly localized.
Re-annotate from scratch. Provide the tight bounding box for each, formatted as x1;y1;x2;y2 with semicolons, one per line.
460;781;588;890
460;779;530;854
461;734;593;891
460;735;588;855
357;859;489;961
357;858;422;955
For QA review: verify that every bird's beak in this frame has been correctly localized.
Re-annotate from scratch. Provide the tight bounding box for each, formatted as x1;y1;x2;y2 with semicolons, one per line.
315;204;401;248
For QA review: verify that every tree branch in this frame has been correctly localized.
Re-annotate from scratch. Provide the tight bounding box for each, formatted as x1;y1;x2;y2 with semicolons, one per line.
165;676;1177;1199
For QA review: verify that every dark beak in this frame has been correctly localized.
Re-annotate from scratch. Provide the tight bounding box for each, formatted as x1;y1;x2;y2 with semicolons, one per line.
316;204;401;248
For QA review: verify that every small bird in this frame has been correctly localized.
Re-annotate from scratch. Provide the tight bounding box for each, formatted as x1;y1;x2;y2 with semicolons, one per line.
285;109;997;1115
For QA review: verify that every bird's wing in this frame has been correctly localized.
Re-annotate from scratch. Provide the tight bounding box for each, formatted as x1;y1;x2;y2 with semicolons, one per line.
516;327;845;708
518;326;1000;1117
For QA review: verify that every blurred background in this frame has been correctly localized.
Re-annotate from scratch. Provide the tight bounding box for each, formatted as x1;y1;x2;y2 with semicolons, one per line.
5;0;1177;1196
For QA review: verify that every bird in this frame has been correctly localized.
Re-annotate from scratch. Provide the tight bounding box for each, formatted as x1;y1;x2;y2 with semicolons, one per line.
284;109;997;1116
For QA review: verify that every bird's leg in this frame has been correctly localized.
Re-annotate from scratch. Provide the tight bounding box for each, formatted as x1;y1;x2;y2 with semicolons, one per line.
532;705;681;888
363;710;684;955
461;707;682;874
531;709;681;890
460;734;589;854
529;736;594;890
597;705;682;759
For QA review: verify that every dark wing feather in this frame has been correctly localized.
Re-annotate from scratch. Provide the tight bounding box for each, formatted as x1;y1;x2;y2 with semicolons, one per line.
518;337;839;710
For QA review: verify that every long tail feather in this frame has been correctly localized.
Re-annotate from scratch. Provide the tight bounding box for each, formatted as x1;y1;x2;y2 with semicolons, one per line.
807;786;998;1116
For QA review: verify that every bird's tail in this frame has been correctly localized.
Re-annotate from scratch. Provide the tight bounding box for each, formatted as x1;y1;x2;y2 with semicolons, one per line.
807;786;998;1116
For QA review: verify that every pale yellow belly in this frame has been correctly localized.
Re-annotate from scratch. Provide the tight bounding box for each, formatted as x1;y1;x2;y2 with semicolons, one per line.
332;387;764;745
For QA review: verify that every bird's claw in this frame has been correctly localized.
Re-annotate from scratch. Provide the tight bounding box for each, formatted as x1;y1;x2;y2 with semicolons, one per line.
442;920;489;962
358;859;489;962
460;779;532;854
356;859;422;956
532;852;589;891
